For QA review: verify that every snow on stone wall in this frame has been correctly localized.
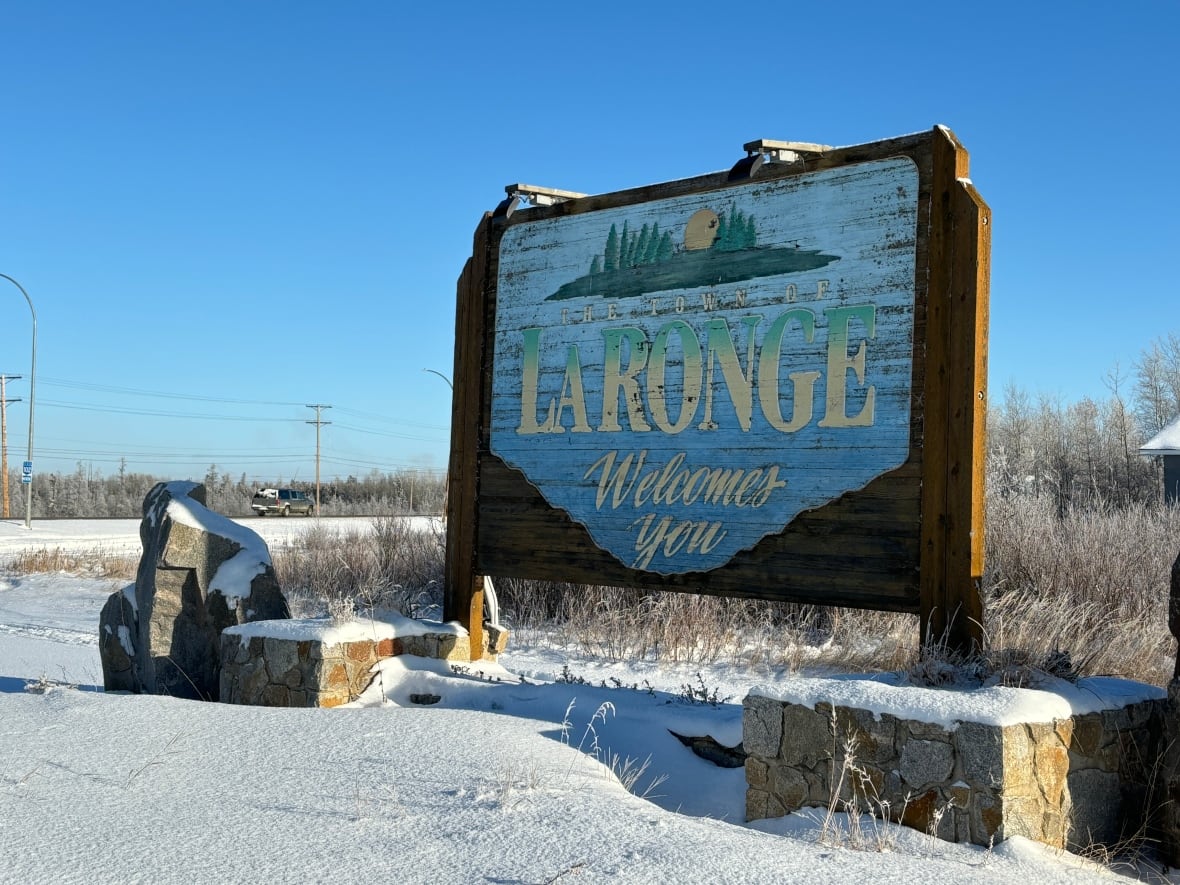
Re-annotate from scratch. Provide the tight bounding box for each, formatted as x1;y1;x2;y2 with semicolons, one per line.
743;688;1163;851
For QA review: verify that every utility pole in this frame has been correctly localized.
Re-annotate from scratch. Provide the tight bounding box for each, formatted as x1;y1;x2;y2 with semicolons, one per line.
0;375;22;519
305;404;331;514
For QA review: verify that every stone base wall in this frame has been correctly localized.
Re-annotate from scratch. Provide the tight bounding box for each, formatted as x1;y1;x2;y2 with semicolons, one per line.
219;621;510;708
744;693;1162;851
1155;680;1180;864
220;634;395;708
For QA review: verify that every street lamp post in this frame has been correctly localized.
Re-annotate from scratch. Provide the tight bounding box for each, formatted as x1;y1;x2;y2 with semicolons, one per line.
423;369;453;518
0;274;36;530
422;367;453;390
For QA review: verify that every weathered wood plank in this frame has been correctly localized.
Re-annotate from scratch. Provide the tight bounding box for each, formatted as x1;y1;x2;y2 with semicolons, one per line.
949;160;990;637
489;157;919;575
500;130;938;225
447;127;987;650
918;129;987;651
444;216;491;659
474;454;920;611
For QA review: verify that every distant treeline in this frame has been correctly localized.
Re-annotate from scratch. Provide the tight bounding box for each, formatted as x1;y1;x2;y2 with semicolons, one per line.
989;332;1180;511
1;465;446;519
5;334;1178;520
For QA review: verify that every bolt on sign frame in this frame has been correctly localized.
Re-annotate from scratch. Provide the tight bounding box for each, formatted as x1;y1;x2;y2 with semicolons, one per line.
445;126;990;659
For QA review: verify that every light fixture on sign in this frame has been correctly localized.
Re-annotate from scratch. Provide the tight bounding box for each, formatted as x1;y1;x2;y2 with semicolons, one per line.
728;139;834;181
495;183;587;219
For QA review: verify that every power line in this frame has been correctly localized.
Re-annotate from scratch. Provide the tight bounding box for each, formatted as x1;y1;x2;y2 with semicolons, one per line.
40;400;305;421
40;375;307;407
333;405;446;431
332;422;445;442
33;448;309;464
39;396;447;434
40;375;446;430
38;440;309;455
26;374;450;477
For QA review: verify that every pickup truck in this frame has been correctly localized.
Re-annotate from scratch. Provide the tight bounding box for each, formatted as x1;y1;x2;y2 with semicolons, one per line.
250;488;315;517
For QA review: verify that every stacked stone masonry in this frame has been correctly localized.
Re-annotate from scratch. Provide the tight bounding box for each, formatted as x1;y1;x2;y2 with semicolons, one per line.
220;625;509;708
221;634;392;708
1159;681;1180;865
744;694;1162;851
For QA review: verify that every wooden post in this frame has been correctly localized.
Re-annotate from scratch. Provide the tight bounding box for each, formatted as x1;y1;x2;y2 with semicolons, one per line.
444;215;491;660
919;127;990;654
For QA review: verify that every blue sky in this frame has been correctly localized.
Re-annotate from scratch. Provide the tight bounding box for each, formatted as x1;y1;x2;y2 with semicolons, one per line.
1;2;1176;481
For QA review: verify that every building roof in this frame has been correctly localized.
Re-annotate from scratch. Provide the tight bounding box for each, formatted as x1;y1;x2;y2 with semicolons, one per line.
1141;415;1180;456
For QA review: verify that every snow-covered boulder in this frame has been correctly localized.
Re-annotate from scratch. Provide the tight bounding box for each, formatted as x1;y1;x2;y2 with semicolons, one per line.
99;481;289;700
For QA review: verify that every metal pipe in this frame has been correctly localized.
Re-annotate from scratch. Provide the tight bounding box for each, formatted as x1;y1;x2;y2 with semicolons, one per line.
422;367;453;389
0;274;36;530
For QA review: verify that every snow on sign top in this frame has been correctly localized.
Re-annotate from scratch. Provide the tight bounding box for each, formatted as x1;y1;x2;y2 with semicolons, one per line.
1140;414;1180;455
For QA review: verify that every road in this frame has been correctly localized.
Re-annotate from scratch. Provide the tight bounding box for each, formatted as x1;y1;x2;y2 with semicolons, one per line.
0;515;426;559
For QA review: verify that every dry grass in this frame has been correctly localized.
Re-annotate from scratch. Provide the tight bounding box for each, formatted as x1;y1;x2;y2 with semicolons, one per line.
982;496;1180;685
819;708;912;852
4;546;138;580
274;518;444;619
499;577;918;673
500;496;1179;684
6;500;1176;684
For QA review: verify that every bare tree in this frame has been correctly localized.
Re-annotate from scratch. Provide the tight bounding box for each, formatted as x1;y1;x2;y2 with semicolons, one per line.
988;382;1035;497
1069;397;1102;502
1134;332;1180;437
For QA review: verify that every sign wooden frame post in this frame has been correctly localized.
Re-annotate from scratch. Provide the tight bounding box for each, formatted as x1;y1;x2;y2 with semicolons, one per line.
445;126;989;659
444;216;490;661
919;132;991;651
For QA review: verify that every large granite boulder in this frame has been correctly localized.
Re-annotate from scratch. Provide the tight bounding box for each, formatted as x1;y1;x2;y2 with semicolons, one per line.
99;481;289;700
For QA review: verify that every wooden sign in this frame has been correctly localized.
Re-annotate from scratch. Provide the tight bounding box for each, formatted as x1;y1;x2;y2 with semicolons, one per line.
446;127;990;657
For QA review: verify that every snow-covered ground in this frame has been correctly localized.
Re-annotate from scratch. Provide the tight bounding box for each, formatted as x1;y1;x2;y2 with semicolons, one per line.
0;518;1153;883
